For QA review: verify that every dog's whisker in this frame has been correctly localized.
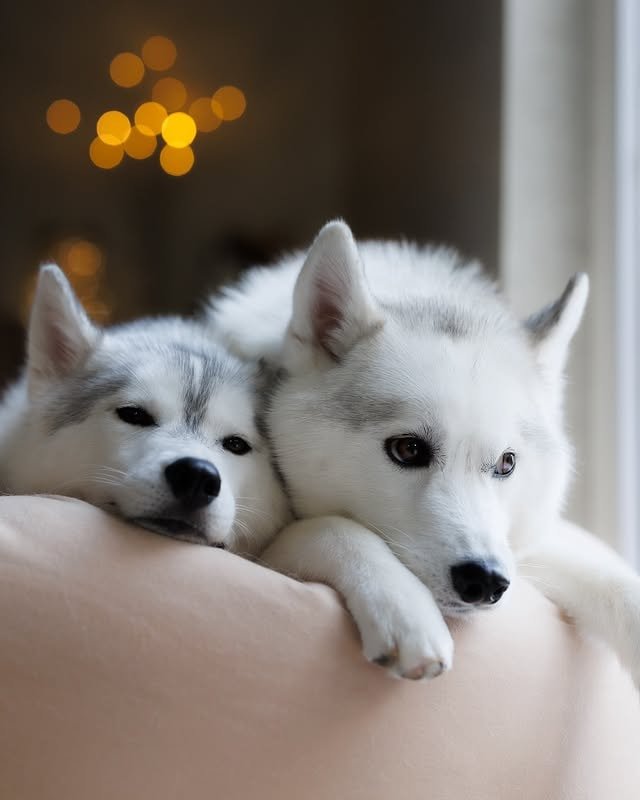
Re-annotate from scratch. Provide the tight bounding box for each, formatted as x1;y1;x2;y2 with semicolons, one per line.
361;519;417;554
384;539;418;556
42;463;132;498
233;518;251;535
87;478;125;489
234;505;280;525
90;465;129;477
381;525;415;542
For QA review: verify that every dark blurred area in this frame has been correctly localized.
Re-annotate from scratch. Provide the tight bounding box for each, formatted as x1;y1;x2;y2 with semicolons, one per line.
0;0;502;387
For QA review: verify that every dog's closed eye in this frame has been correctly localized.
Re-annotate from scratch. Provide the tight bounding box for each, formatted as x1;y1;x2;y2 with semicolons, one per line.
116;406;157;427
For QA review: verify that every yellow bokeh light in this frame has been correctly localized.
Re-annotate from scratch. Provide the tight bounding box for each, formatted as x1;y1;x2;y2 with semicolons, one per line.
89;137;124;169
142;36;177;71
161;112;196;148
46;99;81;134
109;52;145;88
211;86;246;121
134;101;167;136
152;77;187;112
124;126;157;160
189;97;222;132
159;144;194;176
97;111;131;145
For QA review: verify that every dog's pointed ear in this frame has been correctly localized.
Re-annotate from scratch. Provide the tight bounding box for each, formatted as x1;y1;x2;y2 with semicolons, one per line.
27;264;99;388
524;273;589;377
289;220;382;361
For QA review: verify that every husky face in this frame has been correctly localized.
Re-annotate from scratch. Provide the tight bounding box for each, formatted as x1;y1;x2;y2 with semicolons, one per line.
0;266;288;554
264;222;588;613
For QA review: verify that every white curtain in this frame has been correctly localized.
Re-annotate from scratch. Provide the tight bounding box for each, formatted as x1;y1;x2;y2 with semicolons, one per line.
500;0;638;562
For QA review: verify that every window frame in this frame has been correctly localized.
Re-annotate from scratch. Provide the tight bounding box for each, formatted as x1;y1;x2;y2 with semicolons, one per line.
615;0;640;567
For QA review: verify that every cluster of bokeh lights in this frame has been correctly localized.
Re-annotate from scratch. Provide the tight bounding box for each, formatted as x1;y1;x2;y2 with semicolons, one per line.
46;36;246;176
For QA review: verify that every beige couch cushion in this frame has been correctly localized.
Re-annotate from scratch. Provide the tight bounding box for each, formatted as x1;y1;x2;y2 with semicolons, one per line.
1;495;639;799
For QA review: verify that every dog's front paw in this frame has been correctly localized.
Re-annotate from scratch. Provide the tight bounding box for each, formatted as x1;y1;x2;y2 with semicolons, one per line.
348;578;454;680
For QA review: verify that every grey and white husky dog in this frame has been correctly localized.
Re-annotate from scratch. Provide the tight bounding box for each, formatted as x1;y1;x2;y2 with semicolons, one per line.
210;220;640;683
0;265;289;555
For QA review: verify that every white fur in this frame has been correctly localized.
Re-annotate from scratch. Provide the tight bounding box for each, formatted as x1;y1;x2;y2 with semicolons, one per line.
209;220;640;683
0;265;290;556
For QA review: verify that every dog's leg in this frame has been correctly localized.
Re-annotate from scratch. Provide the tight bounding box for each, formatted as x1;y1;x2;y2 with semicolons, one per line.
262;516;454;680
518;521;640;686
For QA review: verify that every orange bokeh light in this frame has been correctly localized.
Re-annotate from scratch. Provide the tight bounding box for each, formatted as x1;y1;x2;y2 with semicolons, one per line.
97;111;131;145
65;240;104;277
159;144;194;176
211;86;246;121
142;36;177;71
89;137;124;169
189;97;222;132
134;101;167;136
152;77;187;112
124;125;157;161
109;52;145;88
23;240;109;324
124;126;157;160
46;99;81;134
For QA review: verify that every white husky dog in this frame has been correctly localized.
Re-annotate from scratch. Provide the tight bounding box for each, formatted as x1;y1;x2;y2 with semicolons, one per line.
211;220;640;683
0;265;289;555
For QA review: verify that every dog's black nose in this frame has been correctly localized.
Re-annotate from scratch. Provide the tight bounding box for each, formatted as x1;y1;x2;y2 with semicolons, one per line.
450;560;510;605
164;458;221;511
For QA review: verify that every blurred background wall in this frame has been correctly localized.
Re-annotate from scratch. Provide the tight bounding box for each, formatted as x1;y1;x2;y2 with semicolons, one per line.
7;0;629;555
0;0;502;383
2;0;637;556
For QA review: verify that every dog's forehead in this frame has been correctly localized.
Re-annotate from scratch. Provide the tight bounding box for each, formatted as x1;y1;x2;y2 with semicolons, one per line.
335;325;536;435
46;336;255;433
378;294;519;341
114;343;256;427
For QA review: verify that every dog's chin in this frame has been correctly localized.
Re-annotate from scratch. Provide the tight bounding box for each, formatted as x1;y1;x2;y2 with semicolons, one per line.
438;601;476;618
131;516;227;549
437;597;505;618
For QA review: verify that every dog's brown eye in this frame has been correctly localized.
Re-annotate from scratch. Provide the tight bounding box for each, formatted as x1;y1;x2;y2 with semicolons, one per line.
385;436;433;468
494;450;516;477
222;435;252;456
116;406;156;427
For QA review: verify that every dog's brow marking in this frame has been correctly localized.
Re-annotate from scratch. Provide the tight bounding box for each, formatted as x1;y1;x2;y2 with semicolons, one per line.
324;388;401;429
180;350;199;428
46;368;132;432
189;358;220;429
176;346;246;431
380;298;476;338
430;305;473;339
379;296;518;341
